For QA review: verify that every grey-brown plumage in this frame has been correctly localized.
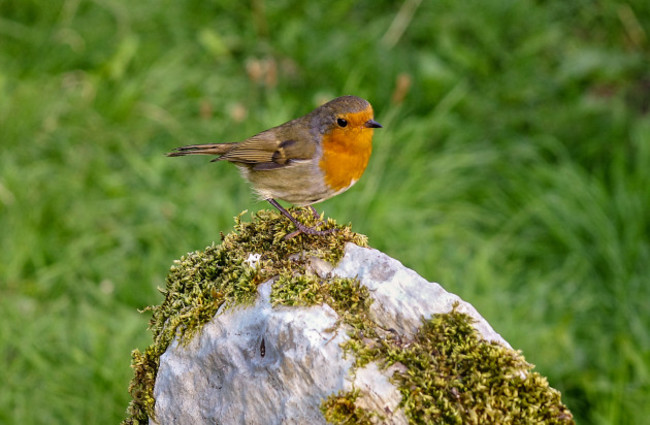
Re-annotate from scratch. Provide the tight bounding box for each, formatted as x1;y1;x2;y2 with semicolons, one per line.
167;96;382;235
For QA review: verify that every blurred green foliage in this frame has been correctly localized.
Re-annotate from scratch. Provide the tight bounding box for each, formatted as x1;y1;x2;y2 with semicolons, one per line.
1;0;649;423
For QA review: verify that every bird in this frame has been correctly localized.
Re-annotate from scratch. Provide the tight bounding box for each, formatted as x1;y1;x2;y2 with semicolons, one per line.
167;95;382;236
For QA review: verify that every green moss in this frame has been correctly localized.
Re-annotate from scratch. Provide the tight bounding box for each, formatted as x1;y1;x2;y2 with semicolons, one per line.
323;306;574;425
123;208;573;425
122;208;366;424
271;273;325;307
321;390;377;425
271;273;372;319
122;346;158;425
380;309;575;424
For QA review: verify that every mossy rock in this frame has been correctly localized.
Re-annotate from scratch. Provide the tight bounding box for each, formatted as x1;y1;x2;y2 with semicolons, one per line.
122;208;574;425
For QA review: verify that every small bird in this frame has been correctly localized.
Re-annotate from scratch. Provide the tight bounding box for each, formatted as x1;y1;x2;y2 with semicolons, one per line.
168;95;382;236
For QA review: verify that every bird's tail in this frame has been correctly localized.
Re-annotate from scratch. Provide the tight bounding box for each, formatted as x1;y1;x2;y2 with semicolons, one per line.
167;143;233;158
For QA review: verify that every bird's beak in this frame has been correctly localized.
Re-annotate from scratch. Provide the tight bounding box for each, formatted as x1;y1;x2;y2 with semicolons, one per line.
364;119;383;129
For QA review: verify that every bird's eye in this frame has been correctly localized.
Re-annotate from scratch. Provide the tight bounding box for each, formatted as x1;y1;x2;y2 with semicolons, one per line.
336;118;348;127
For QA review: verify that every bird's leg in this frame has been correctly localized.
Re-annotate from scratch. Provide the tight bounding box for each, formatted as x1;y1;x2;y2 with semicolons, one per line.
266;199;336;238
308;205;322;220
306;205;330;232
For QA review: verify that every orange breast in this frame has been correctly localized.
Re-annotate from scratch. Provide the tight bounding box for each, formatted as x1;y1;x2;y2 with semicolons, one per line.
319;118;374;192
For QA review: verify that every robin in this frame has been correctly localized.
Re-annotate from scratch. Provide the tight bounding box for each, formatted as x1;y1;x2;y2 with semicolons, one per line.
168;95;382;236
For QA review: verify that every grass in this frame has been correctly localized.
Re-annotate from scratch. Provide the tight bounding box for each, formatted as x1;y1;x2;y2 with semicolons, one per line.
1;0;649;423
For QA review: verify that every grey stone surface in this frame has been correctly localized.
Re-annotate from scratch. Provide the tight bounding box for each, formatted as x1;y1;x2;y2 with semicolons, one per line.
332;243;510;347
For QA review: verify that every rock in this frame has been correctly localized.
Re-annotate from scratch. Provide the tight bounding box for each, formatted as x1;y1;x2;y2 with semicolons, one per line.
332;244;510;347
122;209;573;425
153;281;352;425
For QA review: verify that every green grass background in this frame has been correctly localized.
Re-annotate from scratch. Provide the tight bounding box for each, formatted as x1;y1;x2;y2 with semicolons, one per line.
1;0;649;423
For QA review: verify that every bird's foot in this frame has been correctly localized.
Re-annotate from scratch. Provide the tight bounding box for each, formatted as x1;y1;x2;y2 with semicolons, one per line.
266;199;337;240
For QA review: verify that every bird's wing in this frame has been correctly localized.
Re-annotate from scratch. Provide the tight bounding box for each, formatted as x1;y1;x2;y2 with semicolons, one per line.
219;127;316;170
